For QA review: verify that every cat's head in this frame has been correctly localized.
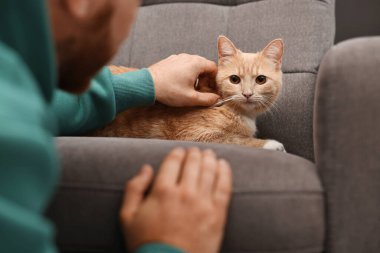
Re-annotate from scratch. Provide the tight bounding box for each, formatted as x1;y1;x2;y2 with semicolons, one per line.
216;36;284;116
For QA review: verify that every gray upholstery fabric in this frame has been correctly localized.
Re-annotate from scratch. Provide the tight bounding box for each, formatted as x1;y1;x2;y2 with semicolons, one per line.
112;0;335;161
335;0;380;43
257;73;316;161
314;37;380;253
48;137;324;253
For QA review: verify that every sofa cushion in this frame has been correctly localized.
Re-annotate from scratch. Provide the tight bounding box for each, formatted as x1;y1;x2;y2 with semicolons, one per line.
47;137;324;253
111;0;335;161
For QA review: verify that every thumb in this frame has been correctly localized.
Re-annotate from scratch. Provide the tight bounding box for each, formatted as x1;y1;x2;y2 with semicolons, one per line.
120;165;154;223
190;91;220;106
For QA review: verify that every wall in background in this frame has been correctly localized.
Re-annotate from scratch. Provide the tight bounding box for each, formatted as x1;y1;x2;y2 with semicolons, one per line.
335;0;380;43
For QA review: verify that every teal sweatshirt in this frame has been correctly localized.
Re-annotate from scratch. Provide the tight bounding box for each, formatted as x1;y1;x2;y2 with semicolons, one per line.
0;1;183;253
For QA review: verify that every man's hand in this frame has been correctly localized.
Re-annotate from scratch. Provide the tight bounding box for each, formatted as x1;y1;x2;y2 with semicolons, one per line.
148;54;220;107
120;147;232;253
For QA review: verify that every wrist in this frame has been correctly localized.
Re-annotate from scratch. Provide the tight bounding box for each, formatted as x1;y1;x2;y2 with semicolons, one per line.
147;67;161;102
111;68;156;112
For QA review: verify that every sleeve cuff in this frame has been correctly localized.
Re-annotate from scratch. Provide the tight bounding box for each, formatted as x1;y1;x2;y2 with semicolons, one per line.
134;243;185;253
111;68;156;113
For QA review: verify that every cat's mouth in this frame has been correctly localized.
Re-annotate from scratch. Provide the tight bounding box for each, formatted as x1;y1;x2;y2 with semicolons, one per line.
213;95;268;109
244;100;256;104
237;97;259;105
238;97;268;109
242;100;259;108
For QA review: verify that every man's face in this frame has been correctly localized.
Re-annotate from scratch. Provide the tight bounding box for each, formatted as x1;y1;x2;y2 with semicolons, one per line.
49;0;140;93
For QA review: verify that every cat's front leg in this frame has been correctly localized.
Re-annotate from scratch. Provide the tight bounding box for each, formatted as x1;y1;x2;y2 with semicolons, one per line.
224;137;286;152
262;139;286;153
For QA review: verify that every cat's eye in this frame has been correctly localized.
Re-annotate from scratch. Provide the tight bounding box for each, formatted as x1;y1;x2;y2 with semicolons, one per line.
229;75;241;84
256;75;267;85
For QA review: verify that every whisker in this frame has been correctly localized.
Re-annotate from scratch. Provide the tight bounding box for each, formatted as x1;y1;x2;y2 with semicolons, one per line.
263;100;280;118
255;95;280;119
210;93;281;121
266;98;281;114
211;95;240;107
259;100;275;119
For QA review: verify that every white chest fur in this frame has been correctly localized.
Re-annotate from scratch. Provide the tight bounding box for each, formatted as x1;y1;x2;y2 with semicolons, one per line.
241;115;257;136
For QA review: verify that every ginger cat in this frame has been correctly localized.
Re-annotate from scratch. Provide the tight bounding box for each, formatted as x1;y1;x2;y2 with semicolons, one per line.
93;36;286;152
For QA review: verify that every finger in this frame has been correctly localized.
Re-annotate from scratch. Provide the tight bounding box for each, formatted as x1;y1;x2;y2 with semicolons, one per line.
180;147;202;189
213;159;233;207
196;57;218;76
199;149;218;196
188;91;220;106
121;165;154;222
153;147;186;189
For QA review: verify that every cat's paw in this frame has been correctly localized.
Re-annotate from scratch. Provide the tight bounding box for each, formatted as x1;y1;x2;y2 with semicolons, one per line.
263;140;286;153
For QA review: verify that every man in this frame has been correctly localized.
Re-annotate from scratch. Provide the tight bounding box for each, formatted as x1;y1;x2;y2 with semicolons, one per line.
0;0;232;253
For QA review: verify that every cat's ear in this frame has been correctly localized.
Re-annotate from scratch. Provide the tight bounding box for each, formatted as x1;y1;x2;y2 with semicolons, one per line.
218;35;238;58
262;39;284;67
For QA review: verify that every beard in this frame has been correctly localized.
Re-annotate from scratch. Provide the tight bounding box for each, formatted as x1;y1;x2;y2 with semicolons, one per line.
56;26;115;94
52;1;116;94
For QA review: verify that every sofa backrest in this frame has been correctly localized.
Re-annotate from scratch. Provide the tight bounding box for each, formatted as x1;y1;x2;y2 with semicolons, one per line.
112;0;335;161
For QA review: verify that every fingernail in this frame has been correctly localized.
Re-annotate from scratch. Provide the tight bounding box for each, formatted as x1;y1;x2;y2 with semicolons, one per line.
187;146;199;152
141;164;148;171
172;147;185;155
219;159;230;167
204;149;215;156
140;165;149;177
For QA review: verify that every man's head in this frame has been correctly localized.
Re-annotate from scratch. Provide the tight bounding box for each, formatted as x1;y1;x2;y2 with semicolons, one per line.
49;0;140;93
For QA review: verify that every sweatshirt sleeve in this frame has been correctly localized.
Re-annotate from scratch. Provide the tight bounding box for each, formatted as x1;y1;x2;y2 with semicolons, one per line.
0;44;59;253
135;243;185;253
52;67;155;135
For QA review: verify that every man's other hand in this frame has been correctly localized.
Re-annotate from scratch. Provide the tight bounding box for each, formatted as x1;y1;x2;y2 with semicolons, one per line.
148;54;220;107
120;147;232;253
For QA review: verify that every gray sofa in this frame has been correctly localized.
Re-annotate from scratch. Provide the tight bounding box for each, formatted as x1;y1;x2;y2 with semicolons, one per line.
47;0;380;252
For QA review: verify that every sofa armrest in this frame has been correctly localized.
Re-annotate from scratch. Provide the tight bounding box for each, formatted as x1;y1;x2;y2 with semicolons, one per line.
314;37;380;253
48;137;324;253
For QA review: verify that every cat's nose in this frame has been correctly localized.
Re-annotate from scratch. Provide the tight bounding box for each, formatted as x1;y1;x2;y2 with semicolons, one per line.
242;92;253;98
